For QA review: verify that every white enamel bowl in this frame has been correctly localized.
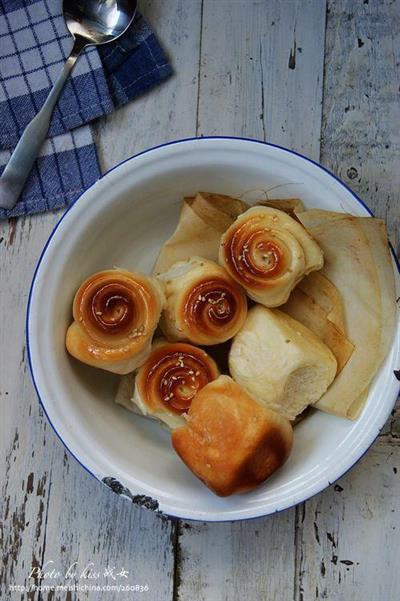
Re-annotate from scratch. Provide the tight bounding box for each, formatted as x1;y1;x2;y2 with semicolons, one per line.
27;137;400;521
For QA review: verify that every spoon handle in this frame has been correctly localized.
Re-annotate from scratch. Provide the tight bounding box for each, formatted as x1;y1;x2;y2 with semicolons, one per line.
0;40;83;210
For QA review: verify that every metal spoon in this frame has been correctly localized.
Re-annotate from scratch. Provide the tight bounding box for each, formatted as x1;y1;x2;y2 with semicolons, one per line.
0;0;137;210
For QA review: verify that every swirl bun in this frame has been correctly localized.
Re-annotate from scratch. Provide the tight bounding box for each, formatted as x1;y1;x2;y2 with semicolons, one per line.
128;339;220;428
66;269;165;374
158;257;247;345
219;206;323;307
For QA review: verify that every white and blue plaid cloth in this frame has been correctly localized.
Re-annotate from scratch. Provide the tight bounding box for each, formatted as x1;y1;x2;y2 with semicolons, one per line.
0;0;172;219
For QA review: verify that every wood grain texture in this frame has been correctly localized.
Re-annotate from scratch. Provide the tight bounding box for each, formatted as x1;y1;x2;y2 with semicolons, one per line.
297;441;400;601
0;1;203;599
292;2;400;600
197;0;326;157
319;0;400;434
1;214;60;597
93;0;203;167
40;459;175;600
177;512;296;601
320;0;400;247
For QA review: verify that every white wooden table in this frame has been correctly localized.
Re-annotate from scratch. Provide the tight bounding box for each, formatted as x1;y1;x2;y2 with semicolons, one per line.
1;1;399;599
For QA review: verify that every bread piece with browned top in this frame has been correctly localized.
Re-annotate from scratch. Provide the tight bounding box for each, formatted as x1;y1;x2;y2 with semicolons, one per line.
172;375;293;496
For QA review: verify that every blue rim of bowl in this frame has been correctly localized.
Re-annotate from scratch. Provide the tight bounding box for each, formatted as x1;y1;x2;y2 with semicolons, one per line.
26;136;400;522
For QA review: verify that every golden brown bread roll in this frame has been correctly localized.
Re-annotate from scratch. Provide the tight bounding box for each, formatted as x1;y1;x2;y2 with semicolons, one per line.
172;375;293;497
229;306;337;420
66;269;165;374
158;257;248;345
116;339;220;429
219;206;323;307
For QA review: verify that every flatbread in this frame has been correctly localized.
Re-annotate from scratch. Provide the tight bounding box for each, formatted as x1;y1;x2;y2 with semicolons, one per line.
356;217;397;362
345;218;397;419
281;287;354;373
257;198;305;219
297;213;383;419
346;387;370;421
295;208;351;228
153;192;248;275
297;272;346;333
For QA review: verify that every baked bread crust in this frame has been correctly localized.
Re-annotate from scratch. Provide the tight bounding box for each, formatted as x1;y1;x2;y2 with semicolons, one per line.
172;375;293;496
128;339;219;429
66;269;165;374
158;257;247;345
219;206;323;307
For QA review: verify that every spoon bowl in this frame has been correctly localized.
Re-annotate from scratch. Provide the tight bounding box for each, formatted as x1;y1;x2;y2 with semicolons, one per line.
64;0;137;47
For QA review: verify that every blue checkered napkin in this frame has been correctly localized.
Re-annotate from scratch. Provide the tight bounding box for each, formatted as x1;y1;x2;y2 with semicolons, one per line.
0;0;172;219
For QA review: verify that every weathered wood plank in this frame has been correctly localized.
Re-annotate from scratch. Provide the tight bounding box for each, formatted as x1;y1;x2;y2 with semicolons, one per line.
320;0;400;247
294;1;400;599
197;0;326;157
1;1;202;599
176;2;327;600
319;0;400;432
298;441;400;601
177;511;296;601
0;214;60;600
41;460;175;601
93;0;203;167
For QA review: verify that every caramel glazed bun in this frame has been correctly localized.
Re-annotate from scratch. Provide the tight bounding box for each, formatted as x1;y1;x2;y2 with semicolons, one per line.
172;375;293;496
157;257;248;345
116;339;220;429
219;206;323;307
66;269;165;374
